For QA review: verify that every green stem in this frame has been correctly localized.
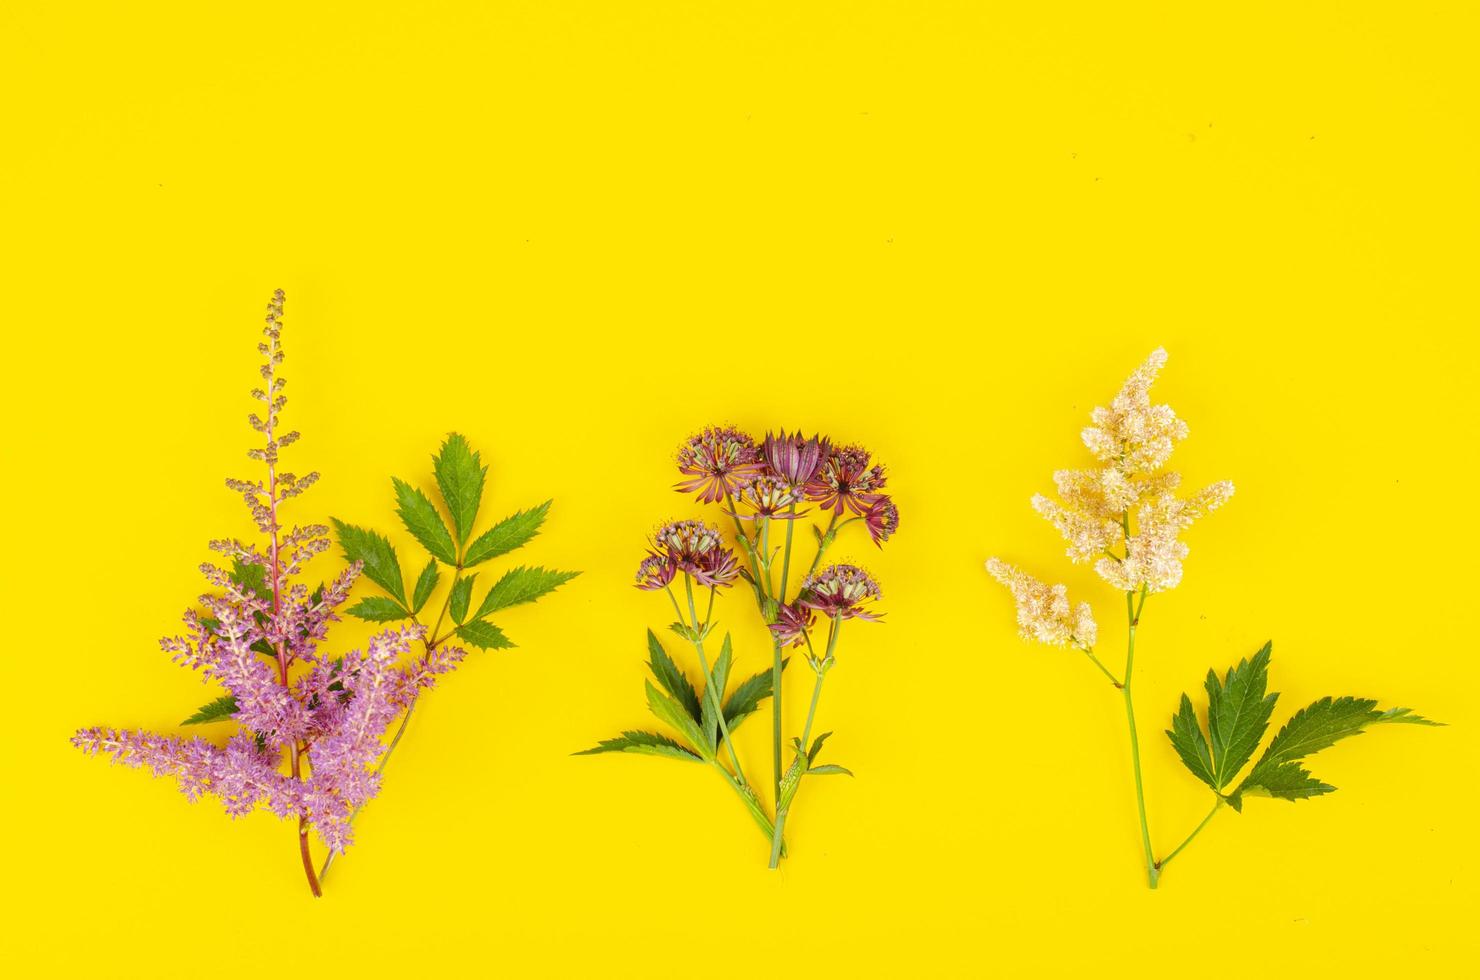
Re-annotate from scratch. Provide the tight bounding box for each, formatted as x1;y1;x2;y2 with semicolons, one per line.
725;489;768;605
714;761;780;847
1123;587;1158;889
772;501;800;809
803;512;840;581
1156;798;1223;875
684;575;747;781
1079;645;1123;688
768;618;837;869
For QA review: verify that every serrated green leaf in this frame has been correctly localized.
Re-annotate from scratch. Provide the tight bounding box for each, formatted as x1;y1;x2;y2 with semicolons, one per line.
806;764;853;776
332;519;406;604
463;500;551;566
455;619;514;650
645;679;711;759
393;477;459;565
807;730;833;765
449;574;477;624
723;659;785;732
1167;693;1217;790
229;559;272;601
700;634;733;750
181;695;238;725
473;566;580;619
1236;694;1435;805
572;730;702;762
1206;643;1277;789
346;596;409;622
645;630;701;724
433;432;486;546
411;559;440;614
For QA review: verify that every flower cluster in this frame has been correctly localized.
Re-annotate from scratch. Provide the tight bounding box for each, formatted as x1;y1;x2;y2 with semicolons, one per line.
984;558;1096;648
1029;349;1233;594
72;292;470;896
800;564;883;622
638;519;743;589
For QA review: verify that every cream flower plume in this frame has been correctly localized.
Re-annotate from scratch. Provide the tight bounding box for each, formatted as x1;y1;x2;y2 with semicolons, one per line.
985;559;1097;649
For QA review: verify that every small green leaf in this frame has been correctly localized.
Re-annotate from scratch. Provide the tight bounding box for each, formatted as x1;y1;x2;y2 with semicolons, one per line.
393;477;459;565
723;659;785;731
455;619;514;650
181;695;238;725
806;764;853;776
573;730;702;762
433;432;486;546
700;635;733;750
1206;643;1278;789
411;559;440;614
474;566;580;619
645;630;701;724
449;574;477;624
332;519;406;604
463;501;551;567
1167;693;1217;791
806;731;834;765
229;559;272;601
346;596;409;622
645;679;711;759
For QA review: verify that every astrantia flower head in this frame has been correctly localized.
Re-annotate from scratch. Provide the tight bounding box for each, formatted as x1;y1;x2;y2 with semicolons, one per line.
674;425;763;504
732;475;806;520
864;495;899;547
634;552;676;591
653;519;742;588
801;564;883;621
769;601;816;647
761;430;828;487
806;445;887;516
985;558;1097;648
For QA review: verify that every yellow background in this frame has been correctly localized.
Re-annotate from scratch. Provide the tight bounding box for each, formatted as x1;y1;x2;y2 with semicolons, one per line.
2;2;1474;976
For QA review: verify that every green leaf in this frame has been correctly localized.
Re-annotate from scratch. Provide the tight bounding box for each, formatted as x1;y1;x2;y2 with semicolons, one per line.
393;477;459;565
645;630;701;724
332;519;406;604
473;566;580;619
573;730;702;762
1167;693;1217;791
433;432;486;546
455;619;514;650
807;731;833;765
645;679;712;759
346;596;409;622
1205;643;1278;789
723;659;784;731
410;559;440;614
181;695;238;725
700;634;733;750
806;764;853;776
229;559;272;601
463;501;551;567
1234;695;1437;808
449;574;477;624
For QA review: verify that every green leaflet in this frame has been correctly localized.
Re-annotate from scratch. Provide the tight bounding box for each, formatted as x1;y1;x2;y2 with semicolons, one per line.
806;731;833;765
645;679;712;760
229;558;272;601
1168;694;1217;790
393;477;458;566
432;432;485;546
645;630;702;723
1167;643;1277;792
1232;696;1439;810
474;566;580;619
449;574;477;624
345;596;409;623
455;619;513;650
410;559;440;614
463;501;550;567
181;695;238;725
573;730;702;762
699;635;733;750
332;519;407;604
723;659;783;731
807;764;853;777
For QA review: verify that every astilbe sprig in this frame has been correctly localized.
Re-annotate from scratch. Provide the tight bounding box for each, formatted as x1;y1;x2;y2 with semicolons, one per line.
580;427;897;868
72;292;478;897
985;349;1439;888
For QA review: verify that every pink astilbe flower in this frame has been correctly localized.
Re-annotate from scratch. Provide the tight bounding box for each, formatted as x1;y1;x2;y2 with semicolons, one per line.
984;558;1097;649
801;564;884;621
806;445;888;516
761;430;828;487
674;426;763;504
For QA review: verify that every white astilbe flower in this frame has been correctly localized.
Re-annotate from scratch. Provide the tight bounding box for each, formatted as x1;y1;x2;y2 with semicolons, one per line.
1033;349;1233;592
985;559;1097;649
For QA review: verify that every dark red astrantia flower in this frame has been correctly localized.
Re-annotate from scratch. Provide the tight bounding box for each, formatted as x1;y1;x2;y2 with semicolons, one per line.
674;426;762;504
800;564;883;621
761;430;828;487
805;445;887;516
